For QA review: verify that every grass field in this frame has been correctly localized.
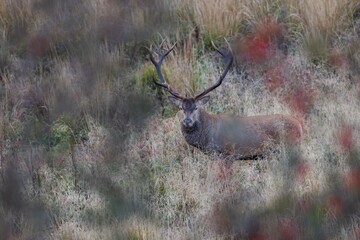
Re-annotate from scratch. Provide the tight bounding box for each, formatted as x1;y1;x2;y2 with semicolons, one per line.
0;0;360;239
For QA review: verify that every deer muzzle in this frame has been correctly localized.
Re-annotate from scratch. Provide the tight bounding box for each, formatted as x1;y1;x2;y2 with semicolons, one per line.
183;118;193;128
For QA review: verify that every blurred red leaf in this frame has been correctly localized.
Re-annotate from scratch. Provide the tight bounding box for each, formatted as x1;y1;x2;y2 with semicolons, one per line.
328;48;346;68
285;86;316;116
28;34;50;57
355;227;360;238
356;75;360;93
326;194;343;217
295;160;309;180
345;168;360;192
248;231;269;240
337;126;354;151
235;17;284;64
240;37;271;63
278;219;299;240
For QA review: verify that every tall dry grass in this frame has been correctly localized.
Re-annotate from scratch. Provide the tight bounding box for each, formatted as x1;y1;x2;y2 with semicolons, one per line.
0;0;359;239
175;0;245;40
285;0;357;37
283;0;358;62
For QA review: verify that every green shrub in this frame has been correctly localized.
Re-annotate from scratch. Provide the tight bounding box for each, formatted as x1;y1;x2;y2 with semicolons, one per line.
50;115;88;152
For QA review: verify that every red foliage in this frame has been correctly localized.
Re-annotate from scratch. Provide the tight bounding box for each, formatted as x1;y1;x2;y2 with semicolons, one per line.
248;232;269;240
285;86;316;116
326;194;343;217
28;34;50;57
336;126;354;151
278;219;299;240
295;160;309;180
242;37;271;63
328;48;346;68
234;17;284;64
356;75;360;93
355;227;360;238
345;168;360;192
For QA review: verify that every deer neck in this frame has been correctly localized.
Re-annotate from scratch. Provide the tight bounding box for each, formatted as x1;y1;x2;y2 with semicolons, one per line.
181;108;211;149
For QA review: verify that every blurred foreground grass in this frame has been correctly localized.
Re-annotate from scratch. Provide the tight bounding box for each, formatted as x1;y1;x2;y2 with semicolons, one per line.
0;0;360;239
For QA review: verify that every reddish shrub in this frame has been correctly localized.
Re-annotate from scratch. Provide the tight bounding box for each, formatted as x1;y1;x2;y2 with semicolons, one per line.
355;227;360;238
345;168;360;192
336;126;354;151
248;232;268;240
285;86;316;116
278;219;299;240
236;36;271;63
326;194;343;217
328;48;346;68
295;160;309;180
234;17;284;64
28;34;50;57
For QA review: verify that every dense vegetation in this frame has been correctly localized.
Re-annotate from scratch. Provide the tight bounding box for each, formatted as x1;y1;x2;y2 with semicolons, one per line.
0;0;360;239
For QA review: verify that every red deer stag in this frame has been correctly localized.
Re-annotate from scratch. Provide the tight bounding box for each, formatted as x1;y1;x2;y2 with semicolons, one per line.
150;43;302;160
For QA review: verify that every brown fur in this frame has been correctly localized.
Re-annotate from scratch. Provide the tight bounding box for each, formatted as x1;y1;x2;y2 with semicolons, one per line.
178;106;302;159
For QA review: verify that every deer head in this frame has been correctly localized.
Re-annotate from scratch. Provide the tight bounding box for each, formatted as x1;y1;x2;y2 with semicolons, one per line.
150;42;233;130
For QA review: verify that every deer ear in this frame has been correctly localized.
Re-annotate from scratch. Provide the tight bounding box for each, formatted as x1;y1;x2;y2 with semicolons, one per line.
168;96;182;107
196;96;210;106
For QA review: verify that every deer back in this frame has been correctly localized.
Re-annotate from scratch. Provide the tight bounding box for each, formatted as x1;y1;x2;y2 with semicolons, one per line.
182;110;303;158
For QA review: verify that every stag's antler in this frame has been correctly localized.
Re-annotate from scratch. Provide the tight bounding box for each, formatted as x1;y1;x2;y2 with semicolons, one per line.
150;41;184;99
194;43;233;100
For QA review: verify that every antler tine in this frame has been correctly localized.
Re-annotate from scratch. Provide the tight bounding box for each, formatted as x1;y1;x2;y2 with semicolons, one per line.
149;42;184;99
156;39;166;55
212;41;226;58
195;42;233;100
